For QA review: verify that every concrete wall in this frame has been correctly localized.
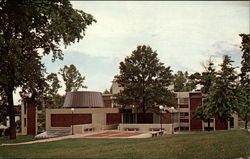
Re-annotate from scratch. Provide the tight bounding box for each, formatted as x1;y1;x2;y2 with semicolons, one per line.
118;123;179;134
46;108;120;131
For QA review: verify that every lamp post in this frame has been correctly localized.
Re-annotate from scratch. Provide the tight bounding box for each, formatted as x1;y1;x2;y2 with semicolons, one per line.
71;108;74;135
170;106;174;134
159;105;164;135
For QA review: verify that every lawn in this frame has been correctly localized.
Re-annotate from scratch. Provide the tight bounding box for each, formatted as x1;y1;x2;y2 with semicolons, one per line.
0;135;35;144
0;130;249;159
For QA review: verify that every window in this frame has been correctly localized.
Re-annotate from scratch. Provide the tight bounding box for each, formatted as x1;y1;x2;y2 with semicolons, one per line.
179;98;189;104
230;117;234;128
180;112;189;119
180;127;189;131
24;118;26;127
24;102;27;114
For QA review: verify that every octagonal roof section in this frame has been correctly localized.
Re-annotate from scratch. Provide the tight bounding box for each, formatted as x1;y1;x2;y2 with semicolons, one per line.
63;91;105;108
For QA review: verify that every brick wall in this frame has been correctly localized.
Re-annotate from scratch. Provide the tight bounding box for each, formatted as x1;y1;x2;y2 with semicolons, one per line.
215;119;228;130
51;114;92;127
161;113;171;124
106;113;121;125
137;113;153;123
104;100;112;108
27;103;36;135
190;93;202;131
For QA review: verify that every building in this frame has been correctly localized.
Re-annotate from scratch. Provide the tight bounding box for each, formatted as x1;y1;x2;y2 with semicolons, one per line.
20;85;238;136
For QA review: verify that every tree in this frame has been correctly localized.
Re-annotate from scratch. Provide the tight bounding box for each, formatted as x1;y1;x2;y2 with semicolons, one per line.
44;73;61;99
59;64;87;92
0;0;96;139
238;33;250;129
203;55;238;128
173;71;196;92
103;89;111;94
192;58;216;131
114;45;174;123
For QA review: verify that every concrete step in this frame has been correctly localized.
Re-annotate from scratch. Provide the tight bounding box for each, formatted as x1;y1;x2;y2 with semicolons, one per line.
47;127;71;137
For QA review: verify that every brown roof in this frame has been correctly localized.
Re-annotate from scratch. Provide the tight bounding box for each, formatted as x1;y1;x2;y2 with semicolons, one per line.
63;91;105;108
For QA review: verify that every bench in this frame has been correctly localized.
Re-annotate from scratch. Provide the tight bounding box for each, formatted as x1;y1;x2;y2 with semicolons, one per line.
158;131;164;136
150;131;164;137
124;128;139;131
151;132;158;137
84;127;94;132
149;128;165;131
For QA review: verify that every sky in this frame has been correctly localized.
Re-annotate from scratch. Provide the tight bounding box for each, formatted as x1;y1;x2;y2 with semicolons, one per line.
14;1;250;104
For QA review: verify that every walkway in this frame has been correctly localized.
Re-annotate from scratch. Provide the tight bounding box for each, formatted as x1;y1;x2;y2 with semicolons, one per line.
1;131;152;146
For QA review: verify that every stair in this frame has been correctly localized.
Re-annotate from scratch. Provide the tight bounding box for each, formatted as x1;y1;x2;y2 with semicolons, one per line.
47;127;71;137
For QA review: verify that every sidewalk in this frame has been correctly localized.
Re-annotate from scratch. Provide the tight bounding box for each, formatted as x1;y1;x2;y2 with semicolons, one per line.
1;131;152;146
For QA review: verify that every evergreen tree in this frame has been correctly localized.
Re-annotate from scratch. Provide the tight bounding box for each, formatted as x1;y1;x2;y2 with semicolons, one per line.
204;55;238;128
193;59;216;131
238;33;250;129
114;45;174;123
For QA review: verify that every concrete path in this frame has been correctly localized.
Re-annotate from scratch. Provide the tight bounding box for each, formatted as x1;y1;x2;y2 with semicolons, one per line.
1;131;152;146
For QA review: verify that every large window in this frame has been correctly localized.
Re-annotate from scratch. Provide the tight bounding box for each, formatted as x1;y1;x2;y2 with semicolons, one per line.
180;112;189;119
230;117;234;128
179;98;189;104
24;102;27;114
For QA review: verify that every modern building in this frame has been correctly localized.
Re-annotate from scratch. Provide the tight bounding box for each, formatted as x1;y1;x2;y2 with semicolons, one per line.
20;82;238;136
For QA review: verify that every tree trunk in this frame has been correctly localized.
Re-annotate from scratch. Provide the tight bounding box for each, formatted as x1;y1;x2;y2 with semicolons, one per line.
7;90;16;139
207;119;211;132
245;118;248;129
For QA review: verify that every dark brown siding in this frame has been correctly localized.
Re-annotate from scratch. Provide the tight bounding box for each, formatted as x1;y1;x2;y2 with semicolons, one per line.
51;114;92;127
27;103;36;135
137;113;153;123
180;104;189;108
106;113;121;125
180;119;189;122
161;113;171;124
215;119;228;130
190;93;203;131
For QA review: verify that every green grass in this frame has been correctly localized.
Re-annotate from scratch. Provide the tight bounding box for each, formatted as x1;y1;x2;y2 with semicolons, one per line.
0;135;35;144
0;130;249;159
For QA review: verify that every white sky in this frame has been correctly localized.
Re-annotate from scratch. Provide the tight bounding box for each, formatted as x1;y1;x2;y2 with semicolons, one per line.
14;1;249;104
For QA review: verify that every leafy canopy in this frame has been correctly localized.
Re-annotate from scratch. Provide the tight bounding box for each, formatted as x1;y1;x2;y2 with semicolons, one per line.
59;64;87;93
114;45;174;116
0;0;96;139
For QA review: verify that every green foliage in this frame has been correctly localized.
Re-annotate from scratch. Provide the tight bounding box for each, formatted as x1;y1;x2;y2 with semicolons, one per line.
173;71;196;92
203;55;238;124
238;33;250;129
193;59;216;127
0;0;96;139
44;73;61;98
59;64;87;93
114;45;174;122
103;89;111;94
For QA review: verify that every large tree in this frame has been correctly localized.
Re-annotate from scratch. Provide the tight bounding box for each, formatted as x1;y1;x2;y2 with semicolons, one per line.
192;59;216;131
59;64;87;92
203;55;238;128
173;71;196;92
0;0;96;139
114;45;174;123
238;33;250;129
